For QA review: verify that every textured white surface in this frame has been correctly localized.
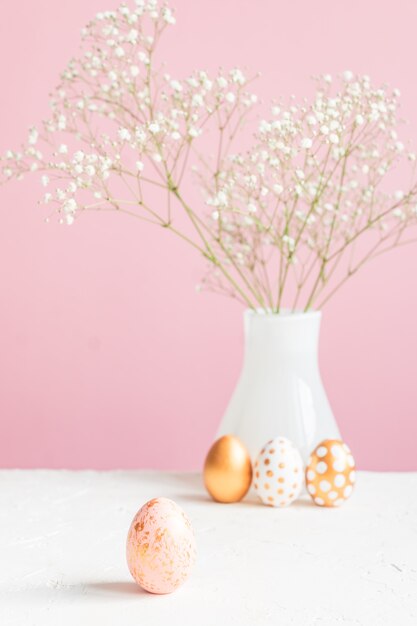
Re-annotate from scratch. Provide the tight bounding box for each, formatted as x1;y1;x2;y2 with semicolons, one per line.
0;470;416;625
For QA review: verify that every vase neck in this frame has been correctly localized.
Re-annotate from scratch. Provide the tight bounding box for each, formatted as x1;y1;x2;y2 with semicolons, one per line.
244;310;321;356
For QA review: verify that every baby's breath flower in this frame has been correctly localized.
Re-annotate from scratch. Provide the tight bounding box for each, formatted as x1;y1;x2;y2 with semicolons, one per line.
162;7;176;24
230;68;246;85
118;128;131;141
28;128;39;145
1;5;416;312
170;79;182;92
85;165;96;177
73;151;85;163
188;127;201;139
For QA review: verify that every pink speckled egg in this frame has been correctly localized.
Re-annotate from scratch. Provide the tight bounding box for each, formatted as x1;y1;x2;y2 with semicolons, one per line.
126;497;196;594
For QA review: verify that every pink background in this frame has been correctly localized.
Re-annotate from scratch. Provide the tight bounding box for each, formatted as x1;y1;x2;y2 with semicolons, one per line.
1;0;417;471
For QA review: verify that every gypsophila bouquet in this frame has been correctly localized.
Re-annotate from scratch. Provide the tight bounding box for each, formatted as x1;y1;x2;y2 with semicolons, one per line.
1;0;417;311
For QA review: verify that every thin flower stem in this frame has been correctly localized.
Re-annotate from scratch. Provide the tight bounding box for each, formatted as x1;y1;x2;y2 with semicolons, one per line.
171;189;258;308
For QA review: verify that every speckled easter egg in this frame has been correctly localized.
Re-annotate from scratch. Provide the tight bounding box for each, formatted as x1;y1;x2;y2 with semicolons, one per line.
306;439;356;507
253;437;303;507
126;497;196;594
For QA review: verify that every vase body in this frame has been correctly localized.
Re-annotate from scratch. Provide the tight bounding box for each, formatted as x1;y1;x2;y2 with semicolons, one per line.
217;310;341;463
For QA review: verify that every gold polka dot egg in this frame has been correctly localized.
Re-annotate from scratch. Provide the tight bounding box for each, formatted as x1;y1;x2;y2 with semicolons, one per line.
253;437;303;507
306;439;356;507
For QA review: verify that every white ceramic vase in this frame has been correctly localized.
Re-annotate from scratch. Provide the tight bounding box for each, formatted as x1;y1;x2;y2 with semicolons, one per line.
217;309;341;463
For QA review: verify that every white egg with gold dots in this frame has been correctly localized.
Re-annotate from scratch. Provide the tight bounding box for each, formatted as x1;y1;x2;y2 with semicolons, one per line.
253;437;303;507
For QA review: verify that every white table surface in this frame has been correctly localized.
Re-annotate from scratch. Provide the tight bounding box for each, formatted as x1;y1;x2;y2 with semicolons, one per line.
0;470;416;625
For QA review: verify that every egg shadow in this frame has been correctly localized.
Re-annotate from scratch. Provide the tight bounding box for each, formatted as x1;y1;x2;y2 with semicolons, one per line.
0;581;152;606
167;473;316;509
86;581;146;596
176;491;267;508
290;496;315;509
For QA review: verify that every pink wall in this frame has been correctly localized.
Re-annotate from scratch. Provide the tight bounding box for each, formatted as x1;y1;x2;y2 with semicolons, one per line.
0;0;417;471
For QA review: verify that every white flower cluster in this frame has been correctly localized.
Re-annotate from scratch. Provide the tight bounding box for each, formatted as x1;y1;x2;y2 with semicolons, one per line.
1;1;257;236
200;73;417;309
1;2;416;311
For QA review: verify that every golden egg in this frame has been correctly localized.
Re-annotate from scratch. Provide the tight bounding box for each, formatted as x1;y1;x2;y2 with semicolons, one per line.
306;439;356;507
203;435;253;503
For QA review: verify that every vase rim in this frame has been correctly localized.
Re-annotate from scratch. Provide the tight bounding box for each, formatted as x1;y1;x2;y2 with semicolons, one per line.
244;308;321;321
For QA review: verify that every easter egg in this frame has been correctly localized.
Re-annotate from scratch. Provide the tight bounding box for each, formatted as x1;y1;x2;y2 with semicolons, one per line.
126;497;196;594
253;437;303;507
204;435;253;503
306;439;356;507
